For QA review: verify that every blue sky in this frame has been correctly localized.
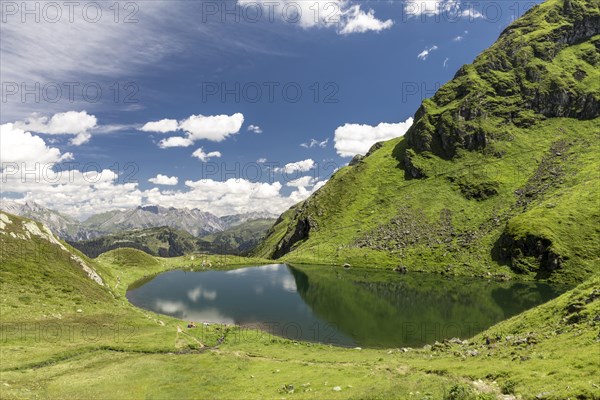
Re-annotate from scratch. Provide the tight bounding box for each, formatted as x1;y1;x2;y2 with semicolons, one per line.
0;0;542;218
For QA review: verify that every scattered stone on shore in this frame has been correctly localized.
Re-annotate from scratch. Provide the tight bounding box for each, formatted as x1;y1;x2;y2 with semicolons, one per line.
281;384;294;394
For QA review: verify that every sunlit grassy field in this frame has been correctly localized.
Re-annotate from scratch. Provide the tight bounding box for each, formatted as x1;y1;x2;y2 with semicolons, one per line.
1;218;598;399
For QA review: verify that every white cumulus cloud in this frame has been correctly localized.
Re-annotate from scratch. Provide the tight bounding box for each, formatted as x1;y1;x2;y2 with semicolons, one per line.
140;119;179;133
0;123;73;164
148;174;179;186
13;111;97;145
237;0;393;35
158;137;194;149
338;5;394;35
274;159;315;174
180;113;244;142
145;178;292;216
1;164;328;219
334;117;414;157
147;113;245;148
1;166;143;219
453;30;469;42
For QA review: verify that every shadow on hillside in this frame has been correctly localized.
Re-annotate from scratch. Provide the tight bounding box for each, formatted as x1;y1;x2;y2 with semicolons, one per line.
392;139;415;180
491;232;558;281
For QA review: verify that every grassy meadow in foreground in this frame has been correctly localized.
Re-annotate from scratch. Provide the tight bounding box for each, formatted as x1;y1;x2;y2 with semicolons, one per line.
1;214;598;399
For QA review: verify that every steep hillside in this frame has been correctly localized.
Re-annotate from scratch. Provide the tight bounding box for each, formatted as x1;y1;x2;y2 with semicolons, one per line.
254;0;600;284
0;211;111;319
69;226;209;258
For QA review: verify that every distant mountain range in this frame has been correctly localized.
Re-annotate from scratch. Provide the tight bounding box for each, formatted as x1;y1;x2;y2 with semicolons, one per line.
67;226;208;258
0;200;277;241
82;205;224;237
0;200;93;240
68;219;276;258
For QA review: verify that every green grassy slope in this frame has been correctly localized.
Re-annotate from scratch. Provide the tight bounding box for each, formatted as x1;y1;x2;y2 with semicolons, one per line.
0;212;112;321
254;0;600;284
1;211;599;398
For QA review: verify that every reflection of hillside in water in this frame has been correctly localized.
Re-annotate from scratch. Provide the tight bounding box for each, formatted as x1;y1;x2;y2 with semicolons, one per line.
289;265;566;347
126;264;568;348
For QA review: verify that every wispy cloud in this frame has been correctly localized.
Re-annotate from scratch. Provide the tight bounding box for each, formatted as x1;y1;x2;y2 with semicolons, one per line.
0;3;281;121
417;45;439;60
404;1;484;19
301;138;329;148
0;3;188;120
247;124;263;134
192;148;222;162
453;30;469;42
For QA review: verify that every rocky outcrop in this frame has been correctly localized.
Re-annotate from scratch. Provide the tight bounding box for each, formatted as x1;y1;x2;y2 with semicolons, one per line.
530;87;599;119
403;149;428;179
273;216;315;259
497;232;564;273
555;7;600;46
365;141;385;157
349;154;364;166
350;142;386;166
402;0;600;175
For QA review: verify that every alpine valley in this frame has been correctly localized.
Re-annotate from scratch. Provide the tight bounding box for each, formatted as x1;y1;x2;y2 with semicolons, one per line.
1;1;599;399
